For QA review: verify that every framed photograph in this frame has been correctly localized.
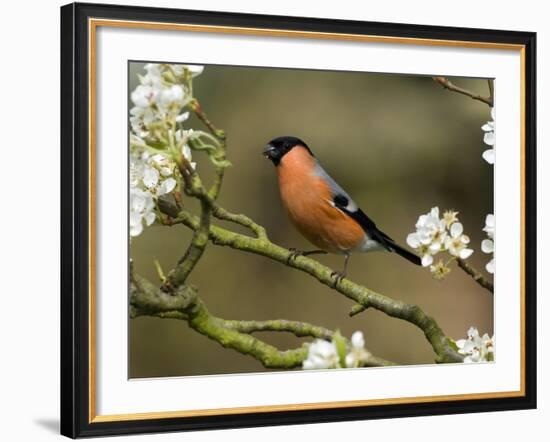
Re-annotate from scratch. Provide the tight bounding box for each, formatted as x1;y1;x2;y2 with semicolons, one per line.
60;2;536;438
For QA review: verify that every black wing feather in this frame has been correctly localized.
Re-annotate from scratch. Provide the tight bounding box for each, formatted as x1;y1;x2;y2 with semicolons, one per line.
333;194;421;265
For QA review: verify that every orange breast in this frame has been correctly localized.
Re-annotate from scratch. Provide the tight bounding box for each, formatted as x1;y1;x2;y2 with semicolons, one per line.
277;147;365;253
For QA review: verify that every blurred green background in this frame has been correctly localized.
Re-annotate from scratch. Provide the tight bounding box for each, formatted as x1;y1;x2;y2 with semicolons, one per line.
129;62;494;378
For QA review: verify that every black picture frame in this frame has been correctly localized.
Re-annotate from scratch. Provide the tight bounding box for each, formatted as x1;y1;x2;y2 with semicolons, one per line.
61;2;537;438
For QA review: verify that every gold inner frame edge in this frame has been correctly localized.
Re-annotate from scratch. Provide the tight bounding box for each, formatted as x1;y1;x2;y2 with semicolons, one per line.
87;18;527;423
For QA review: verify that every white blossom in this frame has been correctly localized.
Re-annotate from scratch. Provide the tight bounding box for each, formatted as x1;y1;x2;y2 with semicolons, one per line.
131;151;177;198
429;260;451;280
445;222;474;259
407;207;448;267
172;64;204;78
345;331;371;368
481;107;495;164
483;214;494;240
143;63;162;85
442;210;459;229
176;129;197;169
129;188;156;237
129;149;179;237
407;208;475;278
482;214;495;274
128;63;204;238
303;331;376;370
456;327;494;363
131;84;158;108
129;63;194;140
302;340;340;370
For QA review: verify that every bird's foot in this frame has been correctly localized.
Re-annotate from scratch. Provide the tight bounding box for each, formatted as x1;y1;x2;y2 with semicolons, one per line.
330;270;347;288
286;248;327;264
286;248;302;264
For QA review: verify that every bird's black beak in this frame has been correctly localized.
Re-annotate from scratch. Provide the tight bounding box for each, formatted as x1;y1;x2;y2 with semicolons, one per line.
263;144;276;160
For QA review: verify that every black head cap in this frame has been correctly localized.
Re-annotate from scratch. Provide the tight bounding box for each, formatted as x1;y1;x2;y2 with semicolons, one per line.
263;136;313;165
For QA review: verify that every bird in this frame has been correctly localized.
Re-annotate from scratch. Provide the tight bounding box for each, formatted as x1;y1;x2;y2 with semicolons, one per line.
263;136;421;284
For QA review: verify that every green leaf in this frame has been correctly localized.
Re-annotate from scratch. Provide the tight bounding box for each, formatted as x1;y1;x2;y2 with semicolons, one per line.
332;330;347;368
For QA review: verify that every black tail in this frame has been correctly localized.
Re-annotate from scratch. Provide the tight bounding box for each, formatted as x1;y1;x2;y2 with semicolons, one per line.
389;242;422;266
345;208;422;266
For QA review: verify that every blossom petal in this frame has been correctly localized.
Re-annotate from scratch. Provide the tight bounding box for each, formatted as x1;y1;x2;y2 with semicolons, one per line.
486;259;495;274
351;331;365;349
175;111;190;123
482;148;495;164
142;166;159;188
459;248;474;259
345;353;357;368
182;144;192;161
185;64;204;77
450;222;463;238
483;131;495;146
421;254;433;267
406;233;420;248
467;327;479;339
129;211;142;227
144;212;156;226
481;239;494;254
157;177;177;196
130;222;143;237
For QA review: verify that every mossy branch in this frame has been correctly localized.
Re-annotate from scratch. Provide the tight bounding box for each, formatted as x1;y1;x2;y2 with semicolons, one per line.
162;98;227;291
132;80;463;370
130;272;394;368
457;258;494;293
164;205;463;364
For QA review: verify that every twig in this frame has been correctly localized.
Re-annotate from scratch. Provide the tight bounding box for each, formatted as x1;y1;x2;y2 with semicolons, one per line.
163;162;213;290
164;96;228;290
131;272;394;368
457;259;494;293
224;319;334;340
487;79;494;107
167;208;463;363
159;189;268;241
433;76;493;107
190;99;226;142
212;204;268;240
189;98;227;200
349;303;368;317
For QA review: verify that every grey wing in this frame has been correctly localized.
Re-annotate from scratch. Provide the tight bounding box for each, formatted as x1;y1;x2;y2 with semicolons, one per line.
314;162;395;250
313;163;359;212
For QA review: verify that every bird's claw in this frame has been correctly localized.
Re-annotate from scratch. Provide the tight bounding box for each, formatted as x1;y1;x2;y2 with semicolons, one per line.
287;248;302;264
330;270;346;288
287;248;327;265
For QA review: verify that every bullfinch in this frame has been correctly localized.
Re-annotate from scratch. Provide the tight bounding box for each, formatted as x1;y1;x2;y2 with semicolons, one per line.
263;136;421;283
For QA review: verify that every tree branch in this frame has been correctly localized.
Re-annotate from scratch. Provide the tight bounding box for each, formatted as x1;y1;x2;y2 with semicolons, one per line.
163;97;228;291
212;204;268;240
433;76;493;107
130;272;394;368
163;167;212;290
189;98;227;200
165;206;463;363
457;258;494;293
224;318;334;340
